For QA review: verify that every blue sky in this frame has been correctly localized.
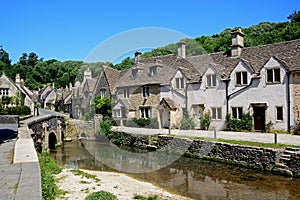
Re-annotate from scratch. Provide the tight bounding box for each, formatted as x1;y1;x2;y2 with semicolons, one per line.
1;0;299;64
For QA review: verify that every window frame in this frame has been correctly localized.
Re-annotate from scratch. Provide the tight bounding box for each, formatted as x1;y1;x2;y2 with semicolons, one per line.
206;74;217;88
123;88;130;98
266;68;281;84
142;86;150;98
132;69;138;78
276;106;283;121
150;66;157;76
175;77;184;89
100;89;106;98
0;88;9;96
113;109;121;118
232;107;243;119
235;71;248;86
211;107;222;120
140;107;152;118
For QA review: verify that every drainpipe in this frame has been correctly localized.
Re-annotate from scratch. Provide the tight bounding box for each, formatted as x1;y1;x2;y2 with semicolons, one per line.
185;81;189;111
223;79;230;116
287;70;291;134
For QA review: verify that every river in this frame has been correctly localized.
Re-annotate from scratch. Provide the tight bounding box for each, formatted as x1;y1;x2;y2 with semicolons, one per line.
51;140;300;200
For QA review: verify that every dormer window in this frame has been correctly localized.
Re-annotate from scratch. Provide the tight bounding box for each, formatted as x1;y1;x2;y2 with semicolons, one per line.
266;68;280;84
236;71;247;86
0;88;9;96
150;66;157;76
206;74;216;87
175;78;184;89
132;69;138;78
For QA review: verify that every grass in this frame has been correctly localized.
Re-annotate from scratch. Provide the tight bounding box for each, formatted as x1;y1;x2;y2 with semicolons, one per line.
133;194;158;200
71;169;101;182
171;135;300;149
85;191;118;200
38;151;65;200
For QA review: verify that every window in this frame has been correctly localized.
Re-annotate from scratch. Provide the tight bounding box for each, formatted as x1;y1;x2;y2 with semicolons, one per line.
142;87;150;98
100;89;106;98
175;78;184;89
207;74;217;87
232;107;243;119
212;107;222;120
266;68;280;83
276;106;283;121
150;66;157;76
236;72;247;85
113;109;121;118
140;107;152;118
123;88;130;98
0;88;9;96
132;69;138;78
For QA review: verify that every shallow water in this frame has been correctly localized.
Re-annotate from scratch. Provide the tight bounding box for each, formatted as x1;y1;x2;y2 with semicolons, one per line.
51;140;300;200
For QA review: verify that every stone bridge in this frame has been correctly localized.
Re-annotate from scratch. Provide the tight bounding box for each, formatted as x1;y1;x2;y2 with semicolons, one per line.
27;114;66;150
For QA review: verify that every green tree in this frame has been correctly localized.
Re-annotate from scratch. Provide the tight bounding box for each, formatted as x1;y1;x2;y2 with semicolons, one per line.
94;96;113;118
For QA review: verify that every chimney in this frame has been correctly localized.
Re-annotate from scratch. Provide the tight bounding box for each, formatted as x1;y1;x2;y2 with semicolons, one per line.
20;79;24;87
134;51;142;64
231;28;244;57
52;82;55;89
69;82;73;91
177;41;186;58
84;67;92;82
15;73;21;86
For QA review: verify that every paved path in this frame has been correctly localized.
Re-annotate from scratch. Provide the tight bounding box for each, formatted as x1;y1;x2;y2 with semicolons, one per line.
0;121;41;200
113;126;300;146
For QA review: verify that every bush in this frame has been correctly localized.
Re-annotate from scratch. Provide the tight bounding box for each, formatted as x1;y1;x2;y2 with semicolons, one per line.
1;105;31;116
226;112;253;131
201;112;211;130
133;118;151;127
98;120;113;139
181;111;195;130
85;191;118;200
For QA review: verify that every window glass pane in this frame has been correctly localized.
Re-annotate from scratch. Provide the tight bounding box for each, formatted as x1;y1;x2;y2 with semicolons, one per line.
238;107;243;119
242;72;247;85
236;72;241;85
232;108;237;118
267;69;273;82
274;69;280;82
277;107;283;120
217;107;222;119
212;75;216;86
212;108;216;119
180;78;184;89
176;78;179;88
207;75;211;87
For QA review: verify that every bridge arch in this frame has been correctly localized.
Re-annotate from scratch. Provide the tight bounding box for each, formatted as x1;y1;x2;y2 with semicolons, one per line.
48;131;57;149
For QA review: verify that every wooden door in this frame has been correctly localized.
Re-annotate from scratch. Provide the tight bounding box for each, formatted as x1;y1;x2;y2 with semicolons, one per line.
253;106;265;131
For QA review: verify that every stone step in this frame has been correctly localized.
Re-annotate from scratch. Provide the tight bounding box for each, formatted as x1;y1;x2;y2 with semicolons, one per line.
285;147;300;152
281;154;292;158
279;157;291;163
283;150;298;155
276;163;289;169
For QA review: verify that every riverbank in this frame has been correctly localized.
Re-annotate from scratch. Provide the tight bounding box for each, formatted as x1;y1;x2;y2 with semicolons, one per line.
54;168;192;200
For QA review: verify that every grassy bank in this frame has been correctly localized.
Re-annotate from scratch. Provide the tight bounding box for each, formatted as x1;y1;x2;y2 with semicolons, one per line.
38;151;64;200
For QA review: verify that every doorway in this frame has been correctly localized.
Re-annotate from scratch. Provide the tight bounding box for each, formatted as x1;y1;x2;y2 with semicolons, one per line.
253;106;266;131
192;104;204;129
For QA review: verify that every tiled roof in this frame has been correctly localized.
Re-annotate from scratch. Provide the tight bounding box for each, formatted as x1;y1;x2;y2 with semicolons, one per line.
115;54;201;88
86;78;97;93
119;98;136;111
187;39;300;77
103;66;122;93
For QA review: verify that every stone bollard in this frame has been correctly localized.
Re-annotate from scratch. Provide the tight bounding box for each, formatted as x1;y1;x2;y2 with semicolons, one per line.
214;129;217;139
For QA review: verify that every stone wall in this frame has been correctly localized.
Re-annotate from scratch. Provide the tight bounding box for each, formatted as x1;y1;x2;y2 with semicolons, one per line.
0;115;19;124
293;72;300;122
114;132;300;177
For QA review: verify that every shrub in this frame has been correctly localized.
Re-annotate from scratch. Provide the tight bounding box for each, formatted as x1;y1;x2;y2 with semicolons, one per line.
201;112;211;130
133;118;151;127
226;112;253;131
98;120;113;139
181;111;195;130
85;191;118;200
3;105;31;116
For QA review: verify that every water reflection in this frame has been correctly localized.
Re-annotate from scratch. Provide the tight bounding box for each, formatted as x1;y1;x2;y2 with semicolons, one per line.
51;140;300;200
